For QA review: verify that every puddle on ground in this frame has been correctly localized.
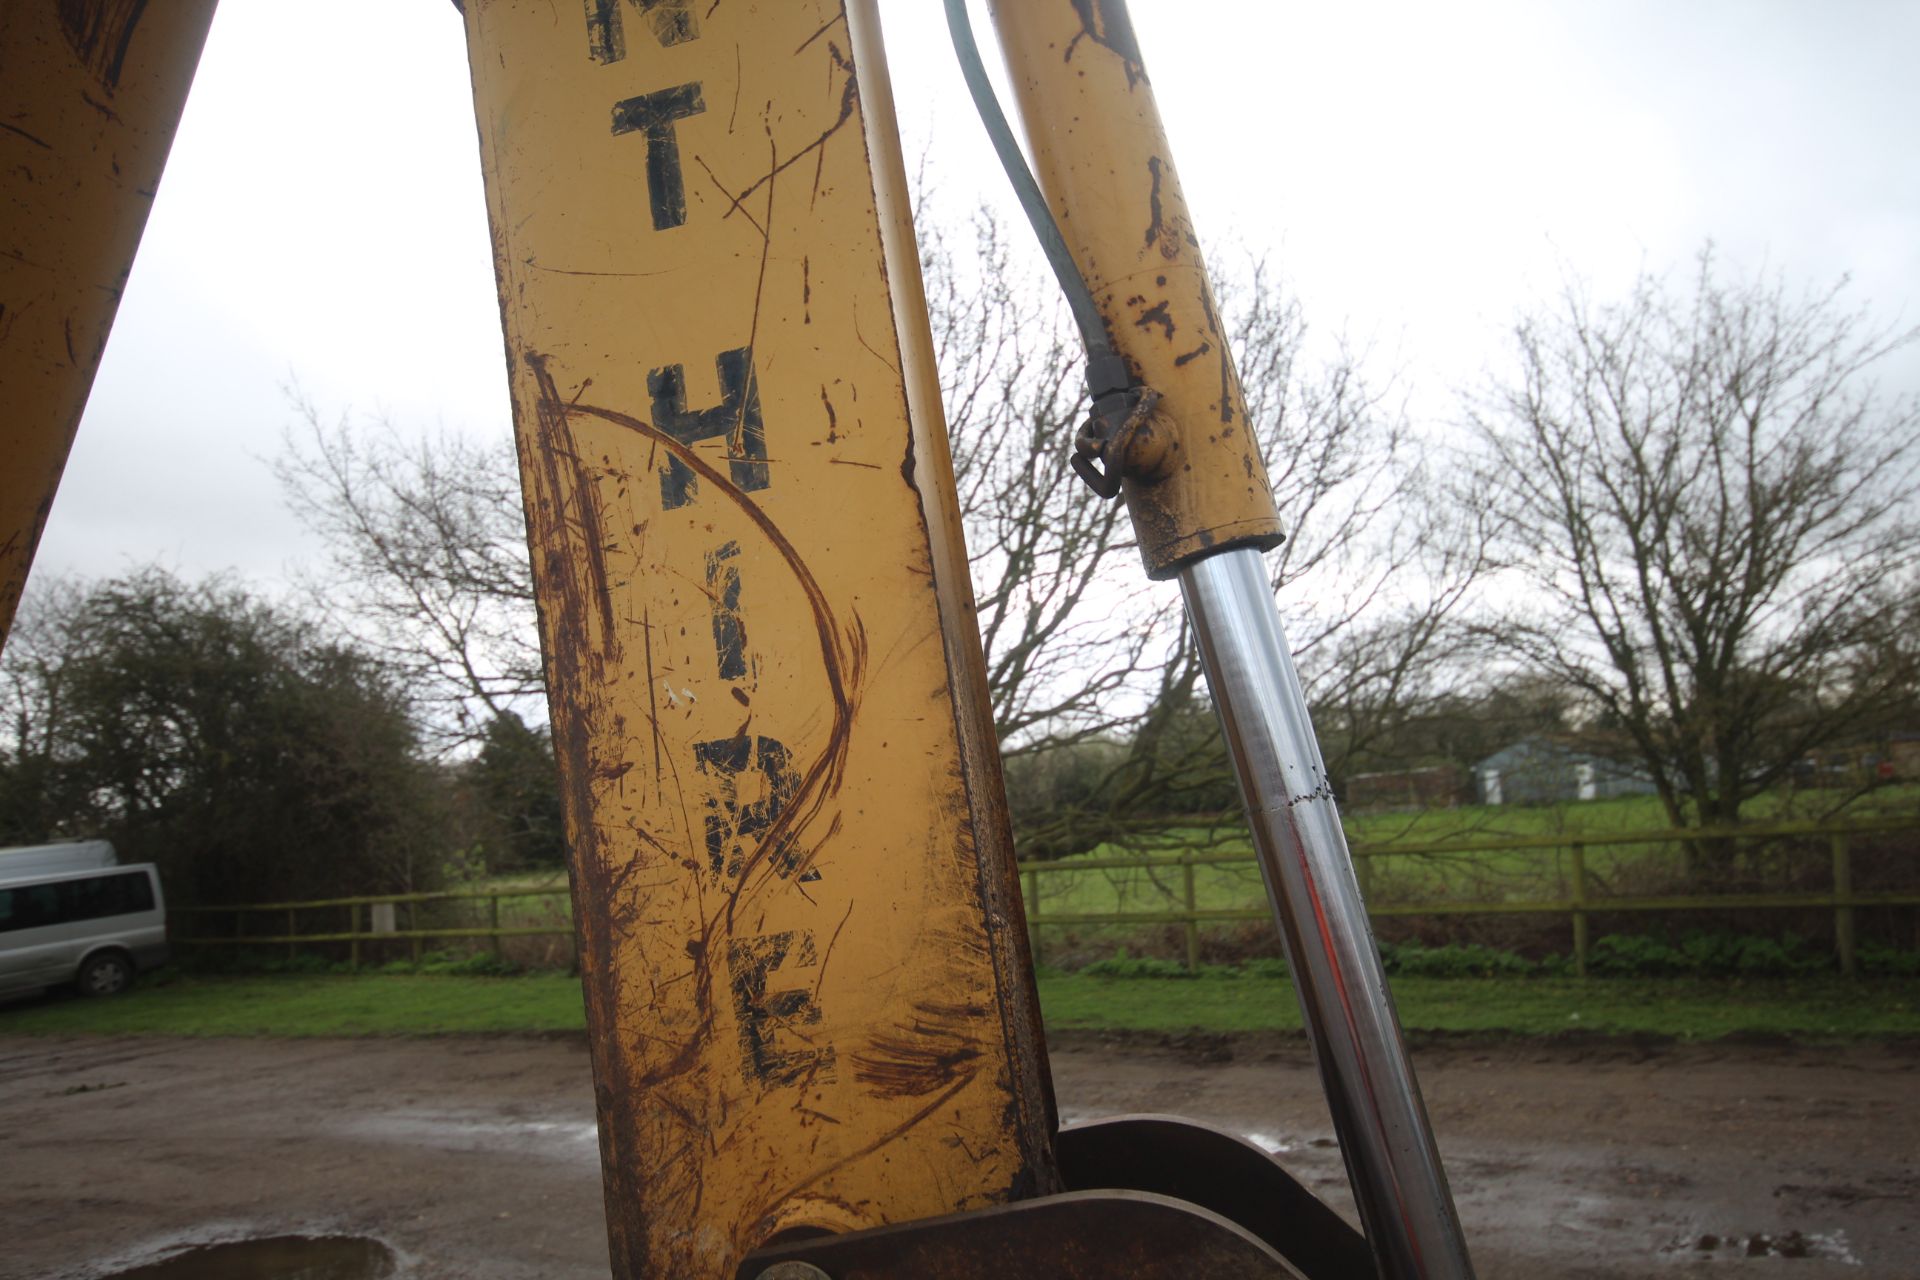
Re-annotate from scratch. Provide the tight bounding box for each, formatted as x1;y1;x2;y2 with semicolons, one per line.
98;1235;397;1280
1055;1110;1314;1159
341;1110;599;1157
1665;1229;1860;1264
1243;1131;1296;1155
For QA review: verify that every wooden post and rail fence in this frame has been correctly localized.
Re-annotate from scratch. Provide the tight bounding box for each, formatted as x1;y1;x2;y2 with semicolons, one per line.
175;816;1917;978
174;884;580;973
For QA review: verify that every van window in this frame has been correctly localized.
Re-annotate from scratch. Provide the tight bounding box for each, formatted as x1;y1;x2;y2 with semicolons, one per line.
0;870;155;933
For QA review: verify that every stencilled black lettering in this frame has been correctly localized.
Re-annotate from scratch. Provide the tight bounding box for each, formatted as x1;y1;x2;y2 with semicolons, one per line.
705;541;747;680
611;82;705;231
693;734;804;880
649;347;768;509
584;0;701;64
727;931;835;1086
575;0;838;1082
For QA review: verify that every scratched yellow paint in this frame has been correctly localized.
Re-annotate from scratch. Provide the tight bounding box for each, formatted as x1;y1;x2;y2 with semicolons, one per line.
0;2;218;645
987;0;1283;580
458;3;1055;1275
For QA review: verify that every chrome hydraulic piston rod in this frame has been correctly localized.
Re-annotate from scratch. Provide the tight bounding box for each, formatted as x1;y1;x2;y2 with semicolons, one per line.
1182;547;1475;1279
964;1;1481;1274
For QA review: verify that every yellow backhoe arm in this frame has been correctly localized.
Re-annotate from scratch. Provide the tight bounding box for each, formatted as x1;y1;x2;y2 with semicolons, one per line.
2;4;1474;1275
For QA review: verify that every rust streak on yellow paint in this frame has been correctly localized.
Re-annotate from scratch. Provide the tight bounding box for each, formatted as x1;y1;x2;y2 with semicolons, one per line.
459;3;1055;1275
985;0;1284;580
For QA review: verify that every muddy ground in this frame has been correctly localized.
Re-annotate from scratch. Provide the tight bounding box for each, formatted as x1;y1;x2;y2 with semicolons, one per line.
2;1031;1914;1278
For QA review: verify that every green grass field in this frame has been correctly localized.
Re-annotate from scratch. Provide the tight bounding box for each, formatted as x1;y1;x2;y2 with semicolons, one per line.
1344;783;1920;846
5;969;1915;1040
180;791;1918;982
207;788;1914;952
169;790;1917;1023
1;974;589;1036
1022;789;1920;930
445;788;1920;919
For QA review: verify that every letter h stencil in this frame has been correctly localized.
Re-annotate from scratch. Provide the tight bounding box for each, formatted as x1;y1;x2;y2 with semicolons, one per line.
649;347;769;510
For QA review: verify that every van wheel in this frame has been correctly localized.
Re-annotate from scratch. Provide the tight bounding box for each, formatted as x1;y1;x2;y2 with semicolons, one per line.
78;953;133;998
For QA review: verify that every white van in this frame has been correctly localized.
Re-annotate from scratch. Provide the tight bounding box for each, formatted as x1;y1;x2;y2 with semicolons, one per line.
0;863;168;1000
0;839;118;878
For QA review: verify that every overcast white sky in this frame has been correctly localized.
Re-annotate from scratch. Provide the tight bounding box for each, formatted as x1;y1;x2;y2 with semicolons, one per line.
29;0;1920;598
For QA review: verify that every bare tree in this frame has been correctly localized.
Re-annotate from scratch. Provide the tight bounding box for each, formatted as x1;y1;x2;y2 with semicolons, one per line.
274;398;544;746
1466;250;1920;832
276;206;1484;852
923;205;1489;852
921;208;1146;758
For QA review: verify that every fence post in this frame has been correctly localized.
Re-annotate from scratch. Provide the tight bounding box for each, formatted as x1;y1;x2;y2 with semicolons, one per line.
409;901;422;966
1024;868;1042;967
490;895;502;960
1569;843;1589;979
349;902;361;972
1182;858;1200;972
286;908;296;962
1831;833;1856;979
